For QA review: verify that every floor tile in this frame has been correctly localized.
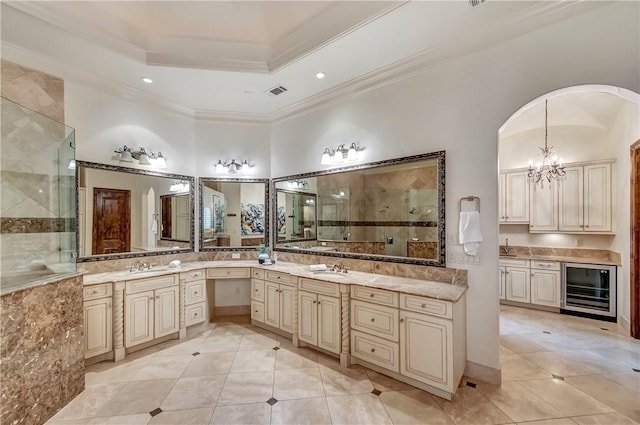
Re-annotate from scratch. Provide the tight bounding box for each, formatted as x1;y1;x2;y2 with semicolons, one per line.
565;375;640;413
238;332;280;351
602;372;640;392
273;368;325;400
209;403;271;425
161;375;226;410
153;337;206;357
85;357;152;386
198;335;243;353
148;407;213;425
570;412;640;425
320;364;373;395
326;393;393;425
88;414;151;425
500;335;548;354
217;371;274;405
515;419;577;425
275;346;318;370
229;349;275;373
48;383;125;421
440;386;512;425
96;379;175;417
271;397;332;425
181;352;236;377
380;389;454;425
518;378;614;416
520;351;601;377
476;381;564;423
130;355;193;381
210;324;249;336
501;354;554;381
365;369;413;392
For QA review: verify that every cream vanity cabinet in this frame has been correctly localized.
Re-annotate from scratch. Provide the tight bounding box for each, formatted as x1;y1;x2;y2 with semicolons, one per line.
501;258;531;303
298;278;341;354
183;269;207;326
530;260;561;307
83;283;113;359
498;266;506;300
530;161;612;233
250;268;266;323
499;170;530;223
263;270;297;334
399;293;466;398
124;274;179;348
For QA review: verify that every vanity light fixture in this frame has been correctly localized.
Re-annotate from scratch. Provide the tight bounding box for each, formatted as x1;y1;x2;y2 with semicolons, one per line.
289;179;309;189
169;180;189;193
114;145;167;168
527;99;566;187
215;159;254;174
67;159;76;170
141;77;153;84
320;143;364;165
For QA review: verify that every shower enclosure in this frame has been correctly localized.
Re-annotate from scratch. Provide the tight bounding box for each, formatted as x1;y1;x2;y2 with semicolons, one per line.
0;97;77;294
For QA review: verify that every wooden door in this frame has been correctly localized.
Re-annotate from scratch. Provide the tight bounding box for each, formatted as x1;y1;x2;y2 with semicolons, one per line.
161;195;172;239
155;286;179;338
317;295;340;354
631;141;640;339
298;291;317;346
92;188;130;254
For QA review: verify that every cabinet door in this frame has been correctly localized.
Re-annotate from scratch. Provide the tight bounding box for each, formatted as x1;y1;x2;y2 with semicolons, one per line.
265;282;281;328
559;166;584;232
530;183;557;232
317;295;341;354
505;171;530;223
298;291;317;346
84;297;112;358
400;310;453;392
498;173;506;223
155;286;179;338
279;285;297;334
499;266;506;300
584;163;611;232
531;270;561;307
125;290;154;348
505;267;530;303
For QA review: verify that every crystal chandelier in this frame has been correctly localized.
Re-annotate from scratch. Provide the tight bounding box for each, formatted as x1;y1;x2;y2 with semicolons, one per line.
527;99;565;187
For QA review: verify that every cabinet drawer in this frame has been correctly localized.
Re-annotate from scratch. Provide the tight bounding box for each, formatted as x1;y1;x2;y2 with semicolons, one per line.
400;294;452;319
252;268;265;279
499;258;530;268
84;283;112;300
299;278;340;297
531;261;560;271
351;330;399;373
351;300;399;342
183;269;205;282
207;267;250;279
265;270;295;285
251;300;264;323
126;274;178;294
251;279;265;302
351;286;398;307
185;280;206;306
185;302;206;326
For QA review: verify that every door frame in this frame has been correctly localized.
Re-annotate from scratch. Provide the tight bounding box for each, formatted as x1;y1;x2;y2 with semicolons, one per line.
630;140;640;339
92;187;131;254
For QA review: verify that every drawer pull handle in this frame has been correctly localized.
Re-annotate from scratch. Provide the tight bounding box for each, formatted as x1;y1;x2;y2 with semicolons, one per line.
194;313;198;317
421;304;426;308
400;318;404;323
370;293;375;297
370;318;376;322
313;301;317;304
255;289;259;292
255;310;258;313
194;292;198;295
370;348;376;353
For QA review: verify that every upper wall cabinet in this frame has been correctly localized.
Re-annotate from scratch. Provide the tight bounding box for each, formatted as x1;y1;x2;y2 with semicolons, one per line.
529;160;613;234
499;170;529;224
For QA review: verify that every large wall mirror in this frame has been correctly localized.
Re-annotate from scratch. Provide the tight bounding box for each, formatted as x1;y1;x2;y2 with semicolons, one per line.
76;161;195;262
272;152;445;266
199;178;269;251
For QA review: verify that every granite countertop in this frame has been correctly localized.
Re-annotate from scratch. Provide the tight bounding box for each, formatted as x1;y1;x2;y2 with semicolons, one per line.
499;252;621;266
83;260;467;302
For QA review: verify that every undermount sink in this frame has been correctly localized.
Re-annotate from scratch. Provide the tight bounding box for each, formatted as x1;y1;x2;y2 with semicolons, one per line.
312;271;347;279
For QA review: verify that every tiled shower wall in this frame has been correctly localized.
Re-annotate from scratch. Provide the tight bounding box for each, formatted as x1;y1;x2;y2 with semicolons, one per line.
1;60;73;273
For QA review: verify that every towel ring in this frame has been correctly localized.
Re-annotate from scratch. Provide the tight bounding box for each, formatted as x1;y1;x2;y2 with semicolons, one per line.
459;196;480;212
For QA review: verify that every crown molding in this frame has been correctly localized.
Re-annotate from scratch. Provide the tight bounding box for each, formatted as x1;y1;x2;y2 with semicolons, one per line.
194;110;271;125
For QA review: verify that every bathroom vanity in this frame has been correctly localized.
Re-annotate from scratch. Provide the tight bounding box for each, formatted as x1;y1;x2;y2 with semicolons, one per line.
83;260;467;400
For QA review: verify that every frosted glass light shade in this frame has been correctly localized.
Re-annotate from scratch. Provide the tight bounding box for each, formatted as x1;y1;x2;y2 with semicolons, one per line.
120;150;133;162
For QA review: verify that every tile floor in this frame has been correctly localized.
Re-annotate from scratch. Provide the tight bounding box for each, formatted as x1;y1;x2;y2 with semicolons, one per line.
47;306;640;425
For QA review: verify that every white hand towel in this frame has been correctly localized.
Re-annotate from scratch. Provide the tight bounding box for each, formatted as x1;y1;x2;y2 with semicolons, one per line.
309;264;327;271
151;217;158;235
459;211;483;256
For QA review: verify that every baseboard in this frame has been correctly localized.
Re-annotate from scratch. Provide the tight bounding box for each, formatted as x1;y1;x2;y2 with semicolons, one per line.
215;305;250;316
619;314;630;334
500;300;560;313
464;360;501;386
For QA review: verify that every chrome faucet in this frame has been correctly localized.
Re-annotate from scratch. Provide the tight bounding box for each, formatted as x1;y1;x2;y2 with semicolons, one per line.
331;263;348;273
502;238;510;255
129;261;154;272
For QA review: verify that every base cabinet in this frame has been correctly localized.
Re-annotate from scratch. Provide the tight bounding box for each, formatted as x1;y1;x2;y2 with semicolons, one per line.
265;281;297;334
505;267;530;303
125;286;179;348
84;297;112;358
298;290;341;354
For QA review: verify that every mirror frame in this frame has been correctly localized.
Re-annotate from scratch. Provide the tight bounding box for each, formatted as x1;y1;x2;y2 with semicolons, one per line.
76;161;196;262
199;177;270;252
271;151;446;267
275;189;318;243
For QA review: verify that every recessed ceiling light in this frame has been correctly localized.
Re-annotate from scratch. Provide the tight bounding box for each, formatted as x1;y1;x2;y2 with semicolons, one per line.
141;77;153;84
316;72;325;79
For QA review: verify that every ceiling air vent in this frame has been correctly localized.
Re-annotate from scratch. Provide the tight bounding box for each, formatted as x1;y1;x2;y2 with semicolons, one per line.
469;0;486;6
266;85;288;97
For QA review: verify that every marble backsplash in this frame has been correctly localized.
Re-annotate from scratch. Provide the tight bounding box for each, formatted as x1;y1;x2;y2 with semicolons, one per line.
499;245;622;265
0;274;84;425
